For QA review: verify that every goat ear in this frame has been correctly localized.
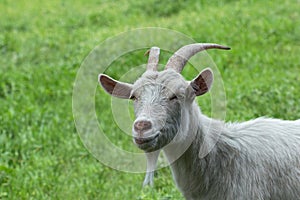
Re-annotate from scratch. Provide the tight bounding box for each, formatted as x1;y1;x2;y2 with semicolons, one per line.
98;74;133;99
190;68;214;96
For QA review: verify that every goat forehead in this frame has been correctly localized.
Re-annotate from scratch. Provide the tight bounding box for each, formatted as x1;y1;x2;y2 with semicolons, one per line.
133;70;186;90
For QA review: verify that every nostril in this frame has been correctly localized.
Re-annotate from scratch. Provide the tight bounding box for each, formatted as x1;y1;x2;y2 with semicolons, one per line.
134;120;152;133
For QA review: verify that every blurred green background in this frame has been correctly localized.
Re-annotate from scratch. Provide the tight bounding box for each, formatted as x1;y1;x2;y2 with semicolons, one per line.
0;0;299;199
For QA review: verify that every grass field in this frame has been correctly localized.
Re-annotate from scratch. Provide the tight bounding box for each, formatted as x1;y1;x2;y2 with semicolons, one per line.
0;0;299;199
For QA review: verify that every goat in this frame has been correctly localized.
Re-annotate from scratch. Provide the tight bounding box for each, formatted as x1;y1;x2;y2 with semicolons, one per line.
98;43;300;200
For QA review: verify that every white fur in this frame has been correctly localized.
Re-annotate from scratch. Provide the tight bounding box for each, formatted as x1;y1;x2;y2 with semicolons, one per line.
165;101;300;199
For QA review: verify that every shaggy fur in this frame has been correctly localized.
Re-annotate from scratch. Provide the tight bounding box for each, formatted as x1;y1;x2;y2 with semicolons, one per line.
166;103;300;200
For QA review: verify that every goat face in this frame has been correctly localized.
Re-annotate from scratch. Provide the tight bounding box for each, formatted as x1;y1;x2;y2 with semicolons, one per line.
130;70;189;152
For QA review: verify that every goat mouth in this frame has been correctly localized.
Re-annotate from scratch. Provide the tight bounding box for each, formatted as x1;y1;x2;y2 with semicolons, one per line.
134;132;160;145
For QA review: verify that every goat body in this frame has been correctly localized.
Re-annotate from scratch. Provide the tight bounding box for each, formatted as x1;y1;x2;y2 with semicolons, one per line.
166;101;300;199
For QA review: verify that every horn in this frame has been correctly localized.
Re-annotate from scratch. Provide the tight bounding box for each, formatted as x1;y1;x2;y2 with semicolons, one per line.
145;47;160;71
165;43;230;73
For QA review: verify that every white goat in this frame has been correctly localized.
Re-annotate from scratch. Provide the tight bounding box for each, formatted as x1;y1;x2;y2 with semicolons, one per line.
99;43;300;200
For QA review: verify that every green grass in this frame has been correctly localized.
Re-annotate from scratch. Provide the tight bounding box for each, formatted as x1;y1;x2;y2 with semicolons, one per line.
1;0;300;199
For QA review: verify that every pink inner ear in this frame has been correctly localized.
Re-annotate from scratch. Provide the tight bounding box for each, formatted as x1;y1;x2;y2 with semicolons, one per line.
191;69;213;96
99;75;117;94
99;74;133;99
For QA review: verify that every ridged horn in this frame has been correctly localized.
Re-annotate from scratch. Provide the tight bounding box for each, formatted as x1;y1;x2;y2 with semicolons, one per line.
165;43;230;73
145;47;160;71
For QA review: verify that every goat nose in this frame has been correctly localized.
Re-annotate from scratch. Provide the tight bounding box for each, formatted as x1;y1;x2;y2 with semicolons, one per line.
134;120;152;133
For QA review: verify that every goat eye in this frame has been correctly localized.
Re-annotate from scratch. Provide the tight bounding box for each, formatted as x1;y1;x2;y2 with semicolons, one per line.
130;95;138;101
169;95;178;101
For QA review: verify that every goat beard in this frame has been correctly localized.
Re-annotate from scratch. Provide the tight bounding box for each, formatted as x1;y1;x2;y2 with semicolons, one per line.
143;150;160;187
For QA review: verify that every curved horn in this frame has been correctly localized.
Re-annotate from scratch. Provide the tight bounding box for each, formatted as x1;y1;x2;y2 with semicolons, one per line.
145;47;160;71
165;43;230;73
